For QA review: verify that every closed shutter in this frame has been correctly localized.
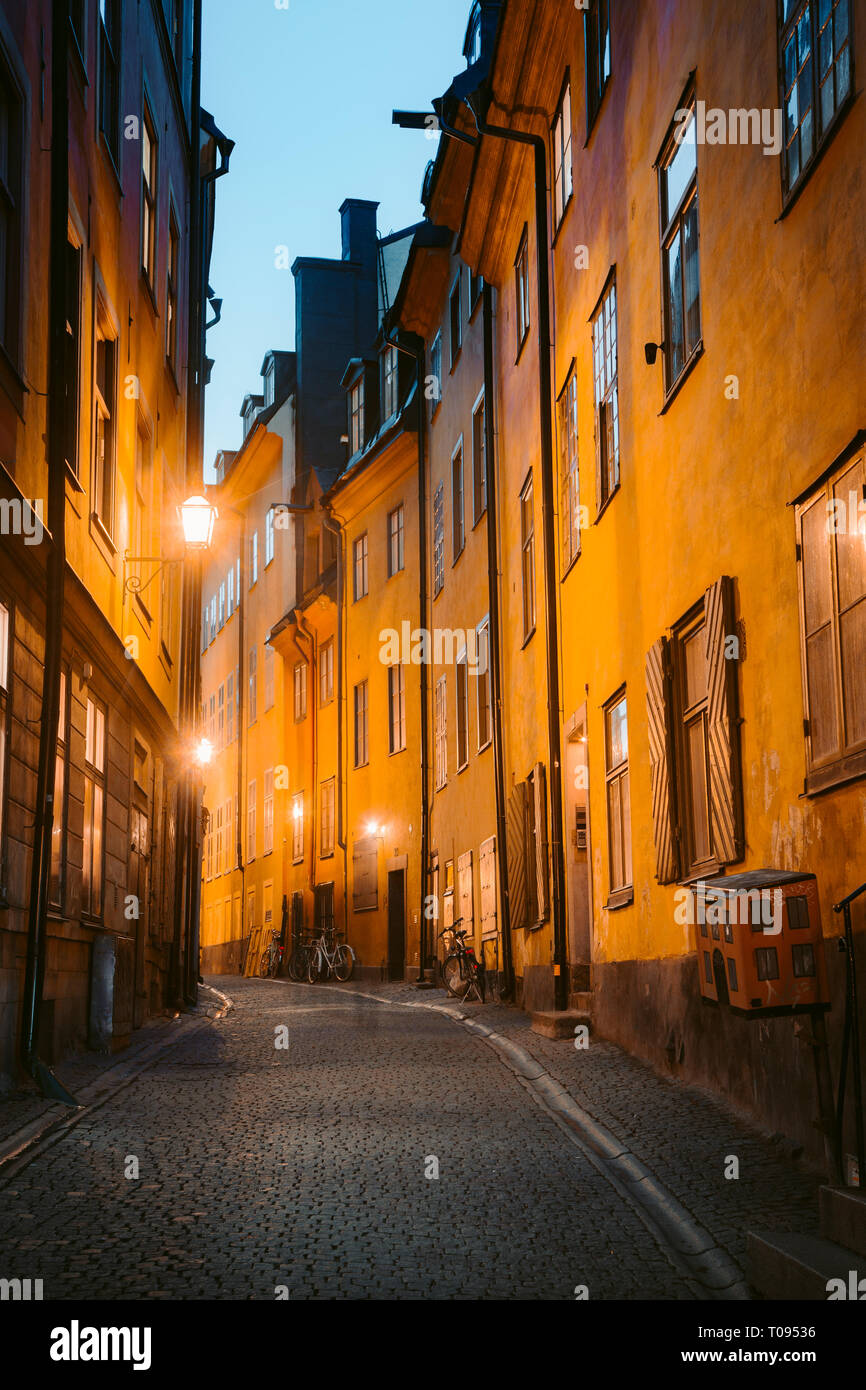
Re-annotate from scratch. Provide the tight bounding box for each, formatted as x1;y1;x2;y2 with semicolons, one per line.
353;835;378;910
457;850;473;932
532;761;548;922
479;836;497;939
704;575;744;864
506;782;528;929
645;637;680;883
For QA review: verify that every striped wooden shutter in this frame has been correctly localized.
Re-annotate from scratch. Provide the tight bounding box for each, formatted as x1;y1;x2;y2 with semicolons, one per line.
532;761;549;921
479;836;497;939
645;637;680;883
457;850;474;932
506;782;528;929
704;575;744;865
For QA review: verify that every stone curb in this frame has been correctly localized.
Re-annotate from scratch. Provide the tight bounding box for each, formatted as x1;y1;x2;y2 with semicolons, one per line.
0;1008;214;1177
293;979;750;1299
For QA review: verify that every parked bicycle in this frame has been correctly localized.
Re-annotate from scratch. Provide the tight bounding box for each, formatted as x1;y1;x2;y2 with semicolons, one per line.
439;919;485;1001
287;932;316;982
259;928;285;979
306;928;355;983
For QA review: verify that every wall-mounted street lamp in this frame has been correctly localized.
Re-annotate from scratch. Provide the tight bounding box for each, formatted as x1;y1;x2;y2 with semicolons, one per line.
194;737;214;768
123;494;219;601
644;340;667;366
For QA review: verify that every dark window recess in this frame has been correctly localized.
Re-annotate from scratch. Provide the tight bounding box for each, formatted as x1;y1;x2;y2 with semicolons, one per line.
755;946;780;982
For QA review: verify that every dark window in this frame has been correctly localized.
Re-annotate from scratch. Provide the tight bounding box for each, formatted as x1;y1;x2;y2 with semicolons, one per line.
584;0;611;133
166;211;180;370
387;505;404;577
64;240;82;474
98;0;121;167
354;681;368;767
553;80;573;228
141;102;158;285
449;273;462;367
726;957;738;993
353;533;368;600
0;57;23;364
472;395;486;523
658;95;701;392
558;371;581;566
755;946;780;982
94;318;117;531
388;665;406;754
787;895;810;929
452;446;464;560
520;475;535;639
515;229;530;351
591;275;619;509
779;0;852;199
604;691;631;896
792;942;816;977
82;695;106;917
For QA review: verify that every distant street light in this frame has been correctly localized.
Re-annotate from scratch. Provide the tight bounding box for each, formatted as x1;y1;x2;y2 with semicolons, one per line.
195;737;214;768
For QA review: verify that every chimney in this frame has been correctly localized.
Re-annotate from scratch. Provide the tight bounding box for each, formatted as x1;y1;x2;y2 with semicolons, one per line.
340;198;379;268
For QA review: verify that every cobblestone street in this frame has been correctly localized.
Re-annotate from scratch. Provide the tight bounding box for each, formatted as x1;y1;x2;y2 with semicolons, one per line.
0;977;824;1301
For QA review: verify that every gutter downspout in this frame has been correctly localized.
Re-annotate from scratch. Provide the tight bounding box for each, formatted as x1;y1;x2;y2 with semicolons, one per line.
467;110;568;1012
295;611;317;895
321;506;349;942
236;516;246;969
482;282;514;999
20;0;76;1103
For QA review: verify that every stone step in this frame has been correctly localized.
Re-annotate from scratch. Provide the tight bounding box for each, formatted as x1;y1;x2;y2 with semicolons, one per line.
819;1185;866;1258
570;991;593;1012
530;1009;590;1040
747;1230;866;1301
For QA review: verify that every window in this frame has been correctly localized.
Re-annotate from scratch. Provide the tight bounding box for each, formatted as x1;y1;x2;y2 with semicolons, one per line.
387;506;404;577
248;646;257;724
227;564;234;618
209;596;216;643
214;804;223;876
515;229;530;351
264;769;274;854
294;661;307;722
93;316;117;532
434;676;447;789
209;693;215;741
98;0;121;166
247;780;256;862
141;103;158;286
226;672;234;744
320;779;335;857
558;370;581;567
452;444;464;560
217;684;224;749
166;210;179;371
291;792;304;862
645;577;744;883
584;0;611;132
82;696;106;917
456;650;469;771
470;270;484;313
350;378;365;454
133;422;153;604
591;275;619;510
49;668;68;907
64;239;82;473
249;531;258;586
779;0;852;199
659;96;701;392
263;358;275;407
70;1;86;59
520;475;536;639
264;643;275;711
382;343;399;419
218;581;225;629
472;395;486;524
553;80;574;228
353;534;368;600
476;619;491;751
205;817;212;880
388;664;406;754
430;332;442;408
225;796;234;873
796;450;866;791
265;507;275;566
319;640;334;706
433;483;445;596
450;273;462;367
354;680;369;767
604;692;631;900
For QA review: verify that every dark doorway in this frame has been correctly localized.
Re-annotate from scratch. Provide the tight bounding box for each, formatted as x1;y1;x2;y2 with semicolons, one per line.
387;870;405;981
314;882;335;935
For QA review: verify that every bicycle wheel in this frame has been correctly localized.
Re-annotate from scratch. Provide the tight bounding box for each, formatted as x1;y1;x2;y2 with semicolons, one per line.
306;946;321;984
443;953;469;998
287;947;304;982
333;944;354;982
259;950;271;979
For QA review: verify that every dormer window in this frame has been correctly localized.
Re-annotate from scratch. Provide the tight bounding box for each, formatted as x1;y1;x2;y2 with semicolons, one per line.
350;378;365;454
382;344;399;421
465;2;482;66
263;360;275;407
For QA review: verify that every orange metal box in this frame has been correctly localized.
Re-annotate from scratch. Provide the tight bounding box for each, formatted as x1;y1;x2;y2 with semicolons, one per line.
693;870;829;1017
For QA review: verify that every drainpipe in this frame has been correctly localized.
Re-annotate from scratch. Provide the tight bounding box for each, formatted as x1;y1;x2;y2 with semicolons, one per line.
482;282;514;998
464;107;568;1012
236;514;246;967
321;505;349;941
20;0;76;1104
295;612;318;892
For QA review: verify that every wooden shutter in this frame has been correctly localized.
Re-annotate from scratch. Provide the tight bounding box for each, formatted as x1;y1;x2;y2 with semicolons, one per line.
532;761;549;922
645;636;680;883
479;836;497;939
704;575;744;865
506;782;528;929
457;850;473;932
352;835;378;910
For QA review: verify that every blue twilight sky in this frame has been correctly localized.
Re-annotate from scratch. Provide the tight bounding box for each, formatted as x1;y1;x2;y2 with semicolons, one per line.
201;0;473;476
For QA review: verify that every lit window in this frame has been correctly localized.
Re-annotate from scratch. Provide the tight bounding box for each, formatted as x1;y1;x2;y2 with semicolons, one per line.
388;664;406;754
350;378;365;454
353;534;368;600
354;680;369;767
319;639;334;706
265;508;275;566
434;675;447;789
292;792;304;862
320;779;335;857
82;696;106;917
382;344;399;419
591;275;619;509
294;661;307;722
553;81;573;228
558;371;581;566
387;506;404;577
141;103;158;286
